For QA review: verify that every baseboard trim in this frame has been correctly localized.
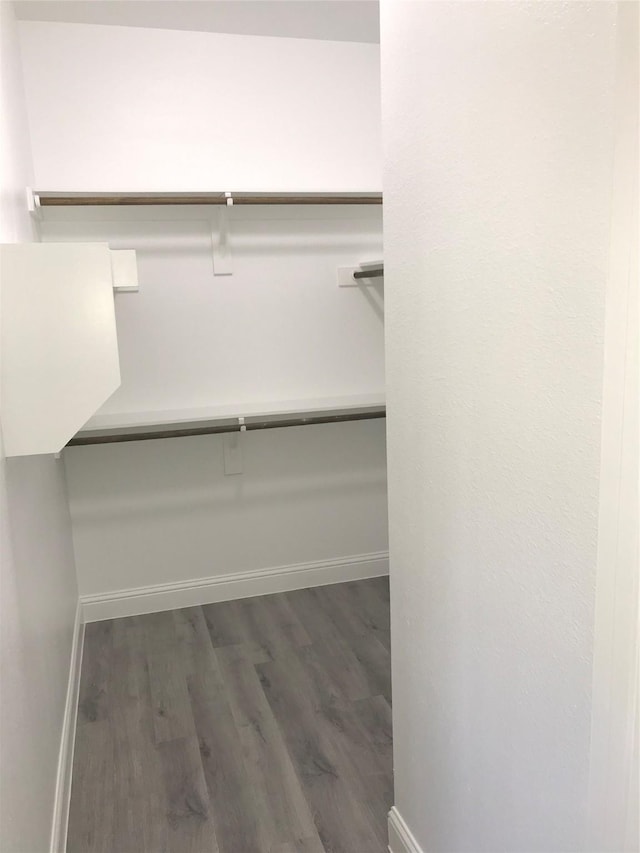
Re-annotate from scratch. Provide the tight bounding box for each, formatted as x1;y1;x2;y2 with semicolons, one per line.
81;551;389;622
50;600;84;853
388;807;425;853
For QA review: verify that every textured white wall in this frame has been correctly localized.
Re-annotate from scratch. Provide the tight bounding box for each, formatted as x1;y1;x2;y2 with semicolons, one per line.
381;2;617;851
0;4;78;851
18;21;381;193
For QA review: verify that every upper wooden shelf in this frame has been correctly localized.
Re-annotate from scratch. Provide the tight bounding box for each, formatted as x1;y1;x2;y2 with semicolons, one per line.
34;191;383;208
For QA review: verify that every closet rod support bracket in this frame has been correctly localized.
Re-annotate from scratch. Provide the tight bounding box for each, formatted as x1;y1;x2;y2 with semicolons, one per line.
212;205;234;276
26;188;41;219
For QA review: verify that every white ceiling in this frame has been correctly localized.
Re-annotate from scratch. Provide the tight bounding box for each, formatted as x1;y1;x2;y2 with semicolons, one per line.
13;0;380;43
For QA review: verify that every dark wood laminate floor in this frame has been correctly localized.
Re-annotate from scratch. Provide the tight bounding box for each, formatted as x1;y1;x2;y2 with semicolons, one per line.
67;577;393;853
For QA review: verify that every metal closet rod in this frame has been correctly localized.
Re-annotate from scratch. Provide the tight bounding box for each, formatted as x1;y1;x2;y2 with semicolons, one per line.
67;408;386;446
36;192;383;207
353;267;384;279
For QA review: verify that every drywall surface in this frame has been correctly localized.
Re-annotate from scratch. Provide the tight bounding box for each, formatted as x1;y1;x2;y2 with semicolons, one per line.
64;418;388;596
0;4;35;243
381;2;616;851
39;206;384;414
587;4;639;849
18;21;381;192
0;456;78;852
0;5;78;850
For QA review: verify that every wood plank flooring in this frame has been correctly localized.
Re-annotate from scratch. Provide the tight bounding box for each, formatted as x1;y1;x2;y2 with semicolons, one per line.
67;577;393;853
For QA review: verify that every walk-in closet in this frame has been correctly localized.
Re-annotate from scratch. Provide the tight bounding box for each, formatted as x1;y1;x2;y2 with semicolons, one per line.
3;3;636;853
3;7;390;852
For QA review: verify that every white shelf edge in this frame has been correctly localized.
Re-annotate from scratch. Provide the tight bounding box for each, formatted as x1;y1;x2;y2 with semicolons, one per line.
76;393;386;437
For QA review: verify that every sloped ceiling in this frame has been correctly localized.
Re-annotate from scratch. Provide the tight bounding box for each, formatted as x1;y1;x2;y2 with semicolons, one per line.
13;0;380;43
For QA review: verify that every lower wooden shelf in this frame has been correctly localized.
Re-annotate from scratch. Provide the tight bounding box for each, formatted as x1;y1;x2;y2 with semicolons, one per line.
70;394;386;445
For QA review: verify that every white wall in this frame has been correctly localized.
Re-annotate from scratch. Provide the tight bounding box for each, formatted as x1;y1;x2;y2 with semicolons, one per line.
43;204;387;602
587;4;639;849
0;5;79;852
0;6;36;244
40;206;384;414
54;209;388;601
23;18;388;602
64;418;388;598
381;2;618;851
18;21;381;193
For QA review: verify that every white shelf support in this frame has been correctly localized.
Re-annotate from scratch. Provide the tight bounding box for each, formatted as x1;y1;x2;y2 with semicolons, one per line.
110;249;139;292
26;187;41;219
212;206;234;276
337;260;384;287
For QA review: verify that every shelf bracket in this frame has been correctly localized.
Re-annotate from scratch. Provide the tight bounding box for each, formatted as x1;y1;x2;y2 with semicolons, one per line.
110;249;139;292
337;260;384;287
26;187;41;220
223;416;244;474
212;193;234;276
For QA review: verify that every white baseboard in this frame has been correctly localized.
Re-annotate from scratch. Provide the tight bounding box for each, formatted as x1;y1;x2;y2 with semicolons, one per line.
388;807;425;853
50;600;85;853
81;551;389;622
